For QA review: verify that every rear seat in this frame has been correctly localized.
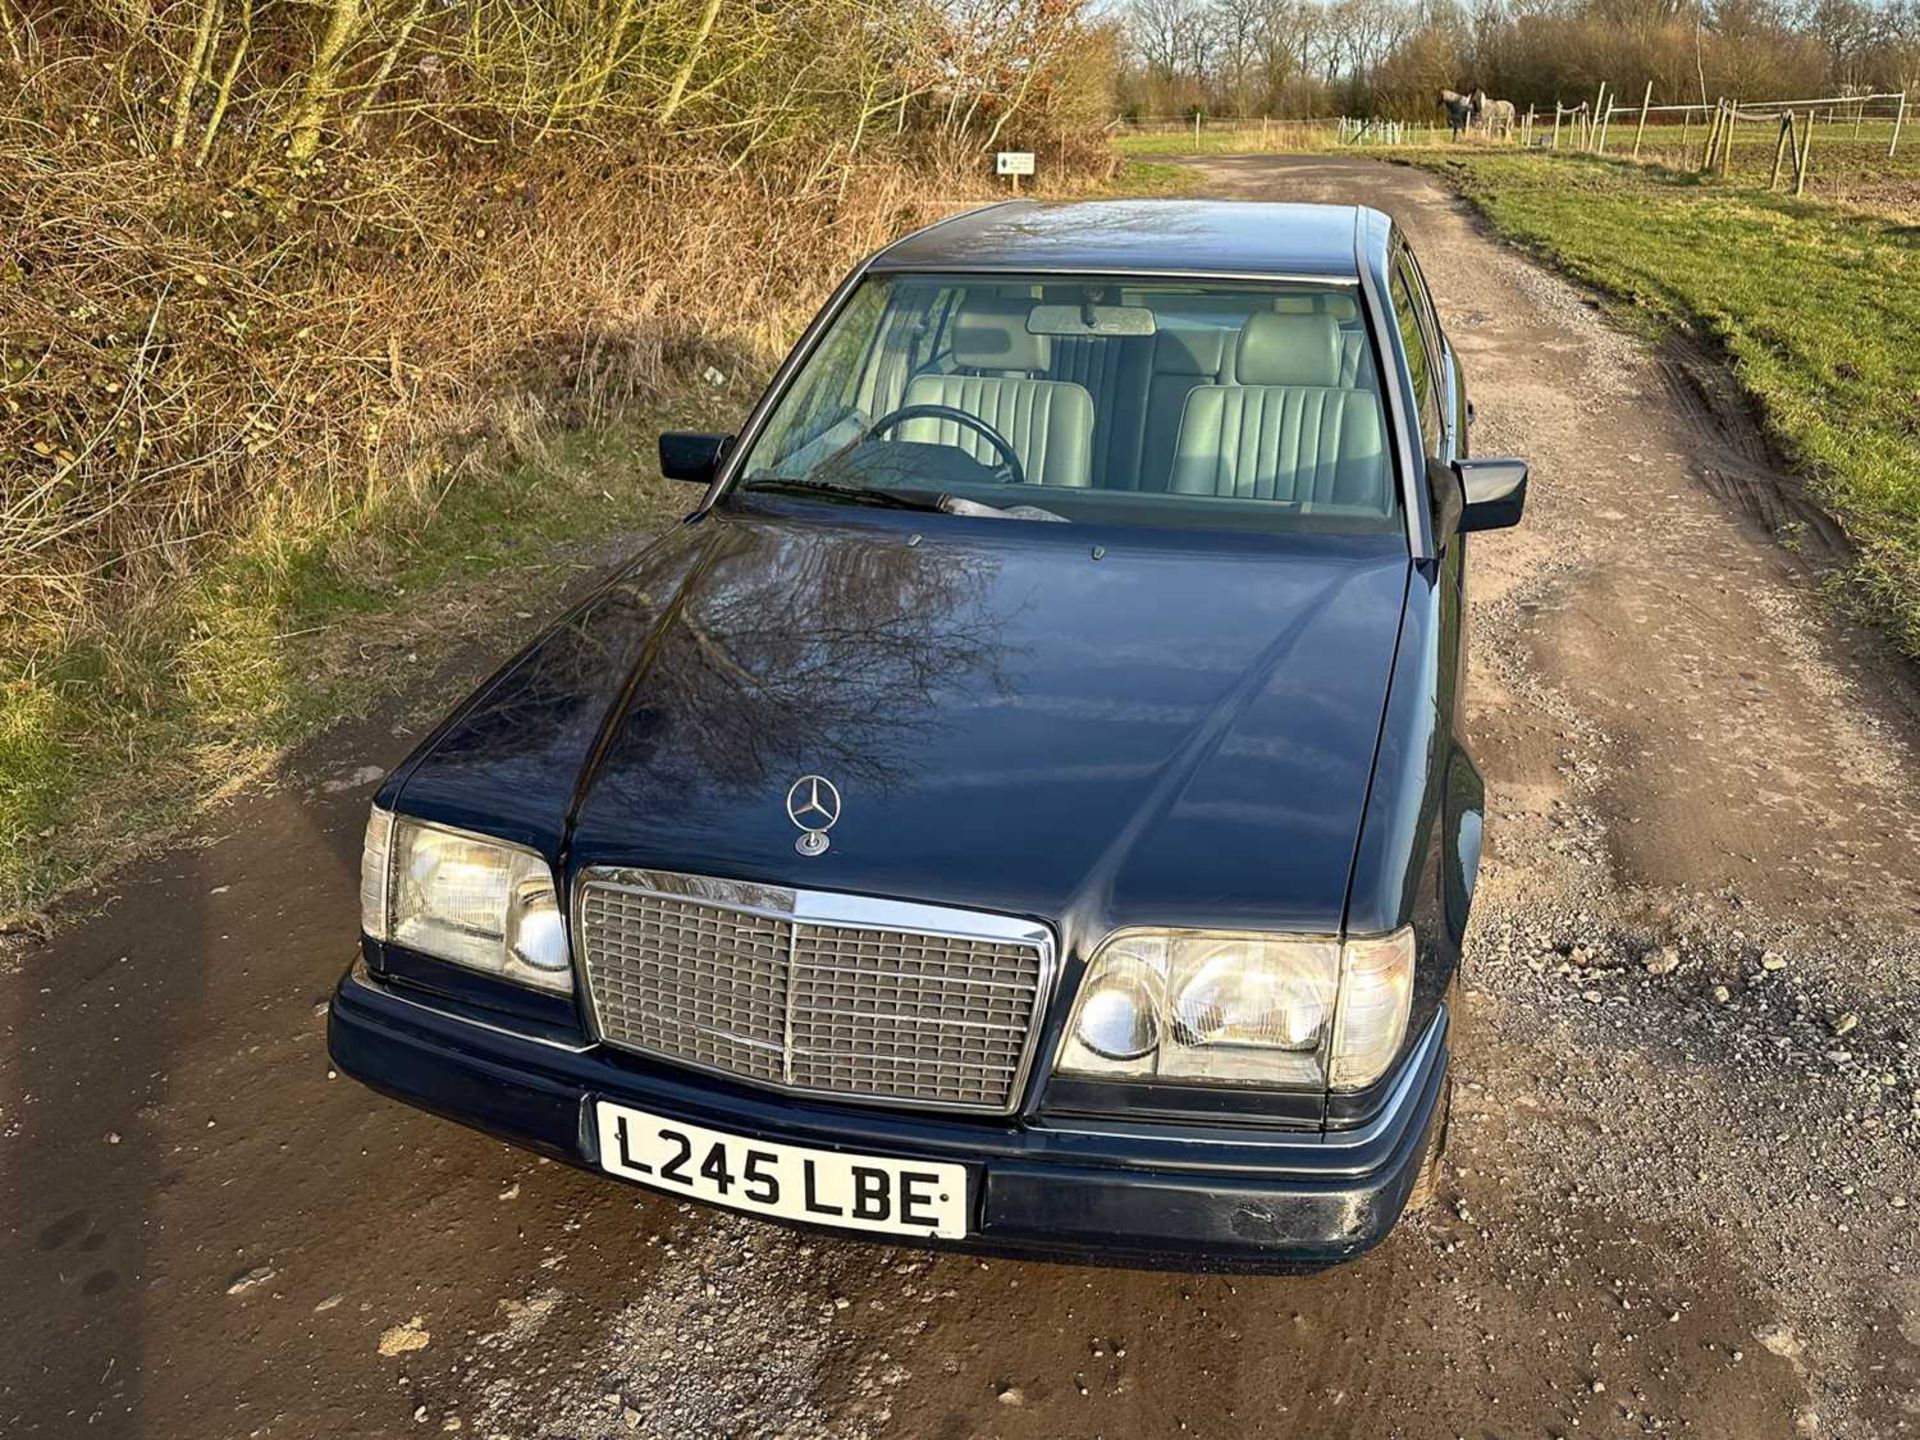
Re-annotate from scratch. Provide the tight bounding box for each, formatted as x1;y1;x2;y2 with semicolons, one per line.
1049;334;1152;492
1133;326;1233;493
1052;326;1234;493
1061;305;1370;494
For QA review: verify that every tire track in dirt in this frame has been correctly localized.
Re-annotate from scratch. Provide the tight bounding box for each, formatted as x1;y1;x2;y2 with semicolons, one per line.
1653;341;1853;565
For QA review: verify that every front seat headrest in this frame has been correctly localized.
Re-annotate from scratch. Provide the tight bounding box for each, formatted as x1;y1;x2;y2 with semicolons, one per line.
952;298;1049;373
1236;312;1342;388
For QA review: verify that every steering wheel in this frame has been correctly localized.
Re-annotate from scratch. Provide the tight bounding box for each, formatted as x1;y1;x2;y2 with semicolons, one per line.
863;403;1027;486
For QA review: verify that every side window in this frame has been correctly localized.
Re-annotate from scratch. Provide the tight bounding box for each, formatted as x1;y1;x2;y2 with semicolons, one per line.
894;287;962;381
1405;250;1458;442
751;280;903;474
1390;257;1444;454
855;285;951;419
784;281;885;425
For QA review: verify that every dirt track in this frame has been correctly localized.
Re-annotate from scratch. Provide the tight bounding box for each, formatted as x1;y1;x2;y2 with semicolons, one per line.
4;156;1918;1439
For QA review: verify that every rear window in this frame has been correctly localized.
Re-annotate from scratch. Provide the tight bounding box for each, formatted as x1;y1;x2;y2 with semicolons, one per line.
734;275;1399;535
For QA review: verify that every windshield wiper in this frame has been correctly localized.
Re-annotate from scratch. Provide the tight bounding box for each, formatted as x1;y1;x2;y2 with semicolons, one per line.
742;478;950;513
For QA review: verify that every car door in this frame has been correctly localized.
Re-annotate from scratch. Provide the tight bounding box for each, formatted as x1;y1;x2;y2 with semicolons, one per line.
1388;235;1484;991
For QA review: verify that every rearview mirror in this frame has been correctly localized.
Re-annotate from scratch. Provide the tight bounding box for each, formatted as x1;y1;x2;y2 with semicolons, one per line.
1456;457;1528;533
1027;303;1158;338
659;431;733;485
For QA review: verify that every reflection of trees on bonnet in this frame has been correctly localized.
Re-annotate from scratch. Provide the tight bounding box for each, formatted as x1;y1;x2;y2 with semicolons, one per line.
594;517;1019;807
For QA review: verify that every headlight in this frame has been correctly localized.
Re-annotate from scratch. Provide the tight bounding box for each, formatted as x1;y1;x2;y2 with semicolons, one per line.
1075;953;1163;1061
1328;930;1415;1089
360;805;573;994
1056;927;1414;1091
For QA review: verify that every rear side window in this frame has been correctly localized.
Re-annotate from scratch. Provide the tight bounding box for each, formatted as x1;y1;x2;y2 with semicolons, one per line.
1390;258;1444;453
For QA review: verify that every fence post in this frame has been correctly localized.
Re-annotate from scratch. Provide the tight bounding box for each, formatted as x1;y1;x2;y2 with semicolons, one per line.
1892;91;1908;158
1588;83;1605;149
1796;106;1813;194
1722;97;1738;176
1632;80;1653;157
1701;98;1722;171
1769;112;1792;189
1193;111;1201;152
1551;103;1562;150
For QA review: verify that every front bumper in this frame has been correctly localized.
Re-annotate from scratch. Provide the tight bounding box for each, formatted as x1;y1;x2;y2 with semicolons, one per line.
328;963;1449;1271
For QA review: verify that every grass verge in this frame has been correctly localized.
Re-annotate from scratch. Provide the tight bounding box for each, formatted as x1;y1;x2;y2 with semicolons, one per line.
0;402;716;926
1407;150;1920;657
1109;158;1193;194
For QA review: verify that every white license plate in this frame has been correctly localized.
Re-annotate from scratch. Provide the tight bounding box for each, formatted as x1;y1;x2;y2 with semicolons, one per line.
593;1100;968;1239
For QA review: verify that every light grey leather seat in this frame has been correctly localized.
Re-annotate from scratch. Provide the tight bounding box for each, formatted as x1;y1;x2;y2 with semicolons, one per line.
1048;332;1150;490
1270;294;1370;387
1137;325;1233;493
900;300;1095;488
1169;312;1389;510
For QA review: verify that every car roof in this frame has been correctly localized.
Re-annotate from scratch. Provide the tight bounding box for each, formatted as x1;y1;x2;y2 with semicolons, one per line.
868;199;1386;281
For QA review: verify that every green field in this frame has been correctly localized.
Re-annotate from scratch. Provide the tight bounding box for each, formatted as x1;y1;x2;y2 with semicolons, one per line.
1630;118;1914;192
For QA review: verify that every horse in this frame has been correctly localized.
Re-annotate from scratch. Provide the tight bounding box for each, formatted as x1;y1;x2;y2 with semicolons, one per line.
1469;88;1517;141
1438;88;1473;140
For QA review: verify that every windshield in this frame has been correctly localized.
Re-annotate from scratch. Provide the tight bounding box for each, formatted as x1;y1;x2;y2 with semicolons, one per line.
732;273;1400;535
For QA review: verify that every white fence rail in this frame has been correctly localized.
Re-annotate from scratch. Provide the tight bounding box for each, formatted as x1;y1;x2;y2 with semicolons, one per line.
1114;87;1910;183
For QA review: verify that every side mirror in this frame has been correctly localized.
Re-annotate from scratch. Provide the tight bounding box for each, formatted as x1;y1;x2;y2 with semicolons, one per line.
1456;457;1528;533
659;431;733;485
1428;456;1527;549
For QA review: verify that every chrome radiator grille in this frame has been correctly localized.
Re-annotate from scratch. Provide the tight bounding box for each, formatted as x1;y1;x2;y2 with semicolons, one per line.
577;870;1052;1112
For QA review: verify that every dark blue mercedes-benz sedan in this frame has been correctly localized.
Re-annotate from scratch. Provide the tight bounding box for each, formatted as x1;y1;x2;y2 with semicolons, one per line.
329;199;1527;1269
